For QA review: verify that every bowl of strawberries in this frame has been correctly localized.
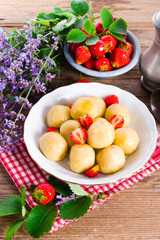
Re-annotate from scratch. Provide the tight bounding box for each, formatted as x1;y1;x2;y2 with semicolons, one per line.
64;9;141;79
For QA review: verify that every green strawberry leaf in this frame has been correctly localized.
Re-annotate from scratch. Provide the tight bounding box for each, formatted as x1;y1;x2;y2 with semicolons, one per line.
109;18;127;34
54;7;75;15
71;0;89;16
100;8;113;30
68;183;89;196
5;219;25;240
52;19;68;32
48;176;73;197
85;36;99;45
108;31;126;43
21;186;28;217
74;15;88;29
67;29;88;43
94;192;104;201
60;196;92;220
36;12;58;20
25;204;58;238
0;195;22;216
83;20;95;36
34;20;51;27
88;1;93;15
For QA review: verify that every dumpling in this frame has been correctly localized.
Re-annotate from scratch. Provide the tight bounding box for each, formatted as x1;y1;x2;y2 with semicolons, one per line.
60;120;81;147
69;144;95;173
47;105;71;128
96;145;125;174
87;117;115;149
39;132;68;161
113;127;139;155
105;103;130;127
90;96;106;117
70;96;99;119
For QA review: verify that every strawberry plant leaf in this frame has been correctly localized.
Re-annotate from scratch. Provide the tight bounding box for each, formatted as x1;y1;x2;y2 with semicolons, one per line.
68;183;89;196
25;204;58;238
5;219;25;240
67;29;88;43
85;36;99;45
88;1;93;15
60;196;92;220
48;176;73;197
71;0;89;16
109;18;127;34
0;195;22;216
108;31;126;43
83;20;95;36
52;19;68;32
100;8;113;30
74;15;88;29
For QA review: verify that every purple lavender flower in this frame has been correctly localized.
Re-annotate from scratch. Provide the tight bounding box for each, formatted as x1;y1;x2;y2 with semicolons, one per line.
55;194;75;206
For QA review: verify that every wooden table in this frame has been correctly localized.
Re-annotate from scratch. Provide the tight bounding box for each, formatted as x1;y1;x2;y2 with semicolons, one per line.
0;0;160;239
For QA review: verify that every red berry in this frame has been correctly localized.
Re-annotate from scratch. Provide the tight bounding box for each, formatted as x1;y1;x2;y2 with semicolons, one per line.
110;48;130;68
109;114;124;129
33;183;55;205
95;57;112;71
104;95;119;106
69;42;82;54
101;35;117;52
117;41;132;55
78;114;93;129
46;127;58;133
113;16;119;22
85;165;99;178
84;58;95;70
75;46;91;64
95;21;104;33
70;127;87;144
76;78;89;83
122;34;127;41
90;40;106;57
65;103;73;109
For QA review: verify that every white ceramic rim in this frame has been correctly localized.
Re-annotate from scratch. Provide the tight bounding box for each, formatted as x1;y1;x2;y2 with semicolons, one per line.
24;83;158;185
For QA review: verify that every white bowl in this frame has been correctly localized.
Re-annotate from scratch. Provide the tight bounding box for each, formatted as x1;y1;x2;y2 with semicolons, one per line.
24;83;158;185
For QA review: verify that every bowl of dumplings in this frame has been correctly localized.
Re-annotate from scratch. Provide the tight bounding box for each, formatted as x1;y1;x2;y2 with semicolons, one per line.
24;83;158;185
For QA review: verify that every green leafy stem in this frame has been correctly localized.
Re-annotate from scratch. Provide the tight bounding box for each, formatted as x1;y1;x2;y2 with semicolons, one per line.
0;176;108;239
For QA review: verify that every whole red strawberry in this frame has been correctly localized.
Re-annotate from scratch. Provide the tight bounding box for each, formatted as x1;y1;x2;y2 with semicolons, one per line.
85;165;99;178
110;48;130;68
46;127;58;133
117;41;132;55
101;35;117;52
69;42;82;54
95;57;112;71
75;46;91;64
104;94;119;106
33;183;55;205
84;58;95;70
90;40;106;57
78;114;93;129
95;21;104;33
76;78;89;83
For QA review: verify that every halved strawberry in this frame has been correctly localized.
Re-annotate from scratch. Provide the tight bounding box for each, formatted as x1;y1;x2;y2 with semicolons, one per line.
46;127;58;133
78;114;93;129
85;165;99;178
109;114;124;129
65;103;73;109
104;95;119;106
70;128;87;144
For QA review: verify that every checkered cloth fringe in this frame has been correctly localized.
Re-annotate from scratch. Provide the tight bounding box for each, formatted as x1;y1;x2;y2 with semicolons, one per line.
0;132;160;232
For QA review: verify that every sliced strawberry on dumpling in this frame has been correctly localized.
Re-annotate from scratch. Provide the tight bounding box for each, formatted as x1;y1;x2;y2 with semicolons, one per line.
109;114;124;129
78;114;93;129
70;127;87;144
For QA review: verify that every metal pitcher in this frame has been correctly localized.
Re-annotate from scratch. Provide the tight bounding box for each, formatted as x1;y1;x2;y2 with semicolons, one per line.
140;12;160;92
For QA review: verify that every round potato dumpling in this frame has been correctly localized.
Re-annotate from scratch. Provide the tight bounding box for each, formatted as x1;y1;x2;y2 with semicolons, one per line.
113;127;139;155
87;118;115;149
69;144;95;173
90;96;106;117
47;105;71;128
39;132;68;161
60;120;81;147
96;145;126;174
105;103;130;127
71;96;99;119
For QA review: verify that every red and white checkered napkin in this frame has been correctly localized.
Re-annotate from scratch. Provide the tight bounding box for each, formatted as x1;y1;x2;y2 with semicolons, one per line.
0;132;160;232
